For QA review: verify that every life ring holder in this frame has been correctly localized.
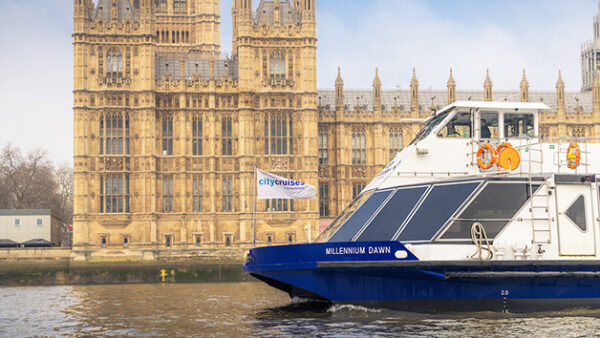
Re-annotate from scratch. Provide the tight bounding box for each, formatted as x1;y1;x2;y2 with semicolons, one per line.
476;144;498;170
566;141;581;170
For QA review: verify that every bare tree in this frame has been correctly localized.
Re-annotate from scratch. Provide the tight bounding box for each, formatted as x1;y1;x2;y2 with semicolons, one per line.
0;144;73;223
55;163;74;224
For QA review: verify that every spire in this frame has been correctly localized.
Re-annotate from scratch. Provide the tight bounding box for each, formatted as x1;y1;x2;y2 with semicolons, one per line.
556;69;566;114
483;69;493;102
447;68;456;104
373;67;382;111
556;69;565;87
520;69;529;102
410;68;419;112
335;67;344;110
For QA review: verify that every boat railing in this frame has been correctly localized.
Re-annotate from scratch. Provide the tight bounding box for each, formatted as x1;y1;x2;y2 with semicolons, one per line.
549;137;600;175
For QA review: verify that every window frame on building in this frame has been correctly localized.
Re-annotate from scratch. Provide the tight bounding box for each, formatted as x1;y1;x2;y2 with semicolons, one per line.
155;0;167;11
224;233;233;247
352;128;366;165
318;129;328;165
100;174;130;213
221;116;233;156
389;127;403;161
266;198;294;212
319;183;329;217
162;175;174;213
264;112;293;155
193;176;203;212
222;176;233;212
162;115;173;156
165;234;173;248
105;48;123;81
194;233;203;247
269;52;286;81
192;116;202;155
173;0;186;11
100;113;130;155
286;232;296;244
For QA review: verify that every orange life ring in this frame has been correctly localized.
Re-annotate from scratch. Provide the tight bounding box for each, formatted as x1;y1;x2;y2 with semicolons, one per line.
567;141;581;170
476;144;498;170
496;142;513;155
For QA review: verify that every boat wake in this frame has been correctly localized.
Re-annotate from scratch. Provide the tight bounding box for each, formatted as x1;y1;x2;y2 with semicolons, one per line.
327;304;382;313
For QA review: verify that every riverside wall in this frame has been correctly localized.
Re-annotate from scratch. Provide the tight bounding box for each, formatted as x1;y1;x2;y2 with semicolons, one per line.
0;247;252;286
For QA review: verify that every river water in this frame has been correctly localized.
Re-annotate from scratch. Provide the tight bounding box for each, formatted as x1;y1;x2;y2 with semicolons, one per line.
2;282;600;337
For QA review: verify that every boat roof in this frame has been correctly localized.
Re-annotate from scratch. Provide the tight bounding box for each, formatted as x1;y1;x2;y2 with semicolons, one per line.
432;101;551;119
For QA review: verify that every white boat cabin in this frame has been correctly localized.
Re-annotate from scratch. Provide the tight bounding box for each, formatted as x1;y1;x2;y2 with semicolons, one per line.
317;101;600;262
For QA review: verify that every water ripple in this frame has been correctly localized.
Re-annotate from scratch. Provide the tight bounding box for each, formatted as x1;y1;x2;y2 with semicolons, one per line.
1;283;600;337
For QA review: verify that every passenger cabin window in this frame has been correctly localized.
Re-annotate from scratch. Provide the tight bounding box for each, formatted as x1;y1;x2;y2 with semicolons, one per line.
438;111;472;138
504;113;534;138
409;112;448;145
566;195;587;232
479;112;498;139
440;183;540;240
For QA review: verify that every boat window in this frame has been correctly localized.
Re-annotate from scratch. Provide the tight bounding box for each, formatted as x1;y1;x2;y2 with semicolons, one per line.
437;111;471;138
408;112;448;145
440;183;540;240
480;111;498;139
328;190;394;242
355;186;428;242
566;195;586;232
396;182;481;241
504;113;534;138
316;192;373;242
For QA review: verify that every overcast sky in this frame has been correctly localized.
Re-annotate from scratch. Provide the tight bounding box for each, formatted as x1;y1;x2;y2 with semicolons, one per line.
0;0;597;164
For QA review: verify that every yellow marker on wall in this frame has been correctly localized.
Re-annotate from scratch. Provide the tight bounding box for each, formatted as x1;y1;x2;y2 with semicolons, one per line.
160;269;167;282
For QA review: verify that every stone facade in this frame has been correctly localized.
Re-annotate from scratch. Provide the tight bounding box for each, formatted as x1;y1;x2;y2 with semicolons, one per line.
74;0;600;260
72;0;318;259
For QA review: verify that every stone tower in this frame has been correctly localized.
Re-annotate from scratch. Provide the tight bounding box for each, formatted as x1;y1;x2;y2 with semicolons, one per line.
581;3;600;91
72;0;318;260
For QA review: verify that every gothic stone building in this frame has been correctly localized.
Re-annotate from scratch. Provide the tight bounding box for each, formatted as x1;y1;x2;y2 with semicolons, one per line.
73;0;600;258
72;0;318;258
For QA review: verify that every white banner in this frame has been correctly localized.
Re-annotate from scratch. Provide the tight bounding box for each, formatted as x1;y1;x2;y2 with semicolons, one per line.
256;169;316;199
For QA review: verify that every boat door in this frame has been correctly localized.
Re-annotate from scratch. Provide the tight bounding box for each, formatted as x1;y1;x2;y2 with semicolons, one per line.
556;184;596;256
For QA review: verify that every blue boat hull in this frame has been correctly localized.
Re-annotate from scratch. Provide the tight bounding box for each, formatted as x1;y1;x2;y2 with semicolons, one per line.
243;241;600;312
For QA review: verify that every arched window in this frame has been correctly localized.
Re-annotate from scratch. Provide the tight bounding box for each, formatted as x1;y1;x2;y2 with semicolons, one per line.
174;0;186;11
269;52;286;81
318;129;328;164
352;128;366;164
123;237;128;248
100;113;129;155
389;128;403;160
264;112;292;155
106;48;123;80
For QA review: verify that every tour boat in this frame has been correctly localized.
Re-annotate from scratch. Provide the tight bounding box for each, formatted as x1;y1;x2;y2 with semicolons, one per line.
243;101;600;312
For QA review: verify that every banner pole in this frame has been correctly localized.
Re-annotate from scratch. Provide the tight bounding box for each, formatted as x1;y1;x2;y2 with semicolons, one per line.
252;165;257;246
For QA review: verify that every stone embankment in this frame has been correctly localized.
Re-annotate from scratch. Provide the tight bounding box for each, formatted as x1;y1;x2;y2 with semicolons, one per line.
0;248;251;286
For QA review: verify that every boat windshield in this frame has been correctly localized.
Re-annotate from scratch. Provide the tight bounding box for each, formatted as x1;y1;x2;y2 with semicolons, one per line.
408;111;449;146
315;192;374;242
